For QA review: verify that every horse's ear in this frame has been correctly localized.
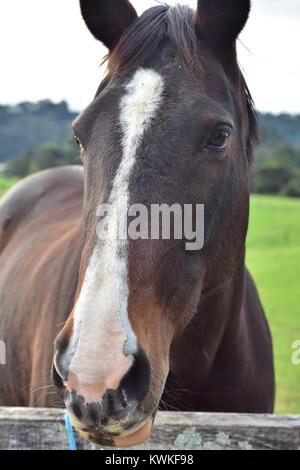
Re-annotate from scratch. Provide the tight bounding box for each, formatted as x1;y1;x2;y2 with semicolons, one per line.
196;0;251;48
80;0;138;50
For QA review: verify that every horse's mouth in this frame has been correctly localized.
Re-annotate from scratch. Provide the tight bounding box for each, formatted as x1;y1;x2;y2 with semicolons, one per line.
77;417;154;448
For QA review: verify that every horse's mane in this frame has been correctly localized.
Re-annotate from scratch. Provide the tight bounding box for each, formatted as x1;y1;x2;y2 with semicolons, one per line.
108;5;200;74
103;4;259;160
243;80;260;161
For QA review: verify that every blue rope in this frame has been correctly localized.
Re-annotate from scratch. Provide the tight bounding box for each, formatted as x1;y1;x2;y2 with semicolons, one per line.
64;410;77;451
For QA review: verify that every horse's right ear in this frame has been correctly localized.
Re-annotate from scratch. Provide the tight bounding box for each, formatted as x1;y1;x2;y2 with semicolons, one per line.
80;0;138;51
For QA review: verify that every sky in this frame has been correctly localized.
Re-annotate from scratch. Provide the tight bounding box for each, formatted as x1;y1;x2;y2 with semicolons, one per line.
0;0;299;114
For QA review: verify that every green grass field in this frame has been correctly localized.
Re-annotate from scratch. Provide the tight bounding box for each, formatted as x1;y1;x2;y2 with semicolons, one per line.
0;175;19;198
246;195;300;414
0;176;299;413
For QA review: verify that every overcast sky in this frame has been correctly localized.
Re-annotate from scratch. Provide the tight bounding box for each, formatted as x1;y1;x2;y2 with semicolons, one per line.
0;0;299;114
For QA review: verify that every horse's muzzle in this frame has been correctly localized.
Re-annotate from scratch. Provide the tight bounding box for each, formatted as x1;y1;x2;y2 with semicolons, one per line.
52;348;154;447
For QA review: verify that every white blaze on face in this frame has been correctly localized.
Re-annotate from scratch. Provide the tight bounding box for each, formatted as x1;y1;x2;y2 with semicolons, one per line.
66;68;165;403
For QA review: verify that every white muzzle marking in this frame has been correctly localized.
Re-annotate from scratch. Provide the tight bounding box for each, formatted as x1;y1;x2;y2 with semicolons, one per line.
65;68;165;403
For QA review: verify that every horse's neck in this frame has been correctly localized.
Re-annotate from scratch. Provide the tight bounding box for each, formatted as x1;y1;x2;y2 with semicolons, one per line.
169;255;246;382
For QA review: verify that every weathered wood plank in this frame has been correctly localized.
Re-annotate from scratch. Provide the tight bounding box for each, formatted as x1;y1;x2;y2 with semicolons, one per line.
0;408;299;450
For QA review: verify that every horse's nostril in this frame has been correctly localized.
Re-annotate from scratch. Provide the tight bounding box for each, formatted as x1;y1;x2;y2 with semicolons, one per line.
120;389;128;409
119;348;151;405
53;347;70;383
52;348;70;388
52;362;64;389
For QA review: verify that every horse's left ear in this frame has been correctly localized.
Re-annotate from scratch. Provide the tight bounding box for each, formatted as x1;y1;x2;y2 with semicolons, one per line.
79;0;138;51
196;0;251;48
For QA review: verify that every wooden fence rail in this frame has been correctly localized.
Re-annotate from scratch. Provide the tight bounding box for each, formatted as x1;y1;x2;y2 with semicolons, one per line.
0;408;299;450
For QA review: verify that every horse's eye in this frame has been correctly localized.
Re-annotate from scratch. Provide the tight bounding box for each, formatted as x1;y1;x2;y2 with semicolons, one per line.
74;135;82;150
207;126;232;151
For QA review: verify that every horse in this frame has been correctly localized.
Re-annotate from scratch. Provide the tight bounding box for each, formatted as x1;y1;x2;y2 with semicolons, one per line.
0;0;275;448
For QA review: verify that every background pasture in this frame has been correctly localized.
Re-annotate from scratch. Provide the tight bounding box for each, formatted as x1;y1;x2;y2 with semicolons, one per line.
247;196;300;413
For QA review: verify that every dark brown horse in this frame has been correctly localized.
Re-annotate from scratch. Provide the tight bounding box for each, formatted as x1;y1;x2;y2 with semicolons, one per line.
0;0;274;448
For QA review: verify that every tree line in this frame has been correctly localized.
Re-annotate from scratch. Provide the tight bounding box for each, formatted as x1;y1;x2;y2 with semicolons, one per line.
1;101;300;197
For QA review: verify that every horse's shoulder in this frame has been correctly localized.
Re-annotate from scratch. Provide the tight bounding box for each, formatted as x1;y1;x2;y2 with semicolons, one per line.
0;166;83;251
